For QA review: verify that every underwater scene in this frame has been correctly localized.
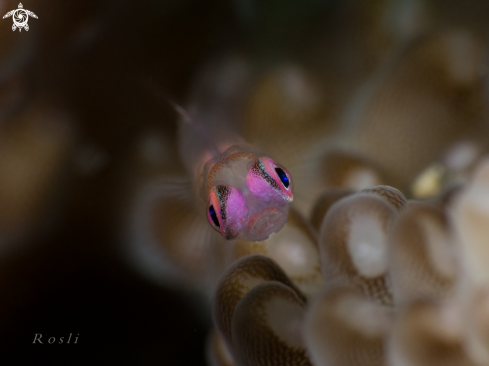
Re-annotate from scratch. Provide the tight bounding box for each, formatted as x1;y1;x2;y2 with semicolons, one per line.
2;0;489;364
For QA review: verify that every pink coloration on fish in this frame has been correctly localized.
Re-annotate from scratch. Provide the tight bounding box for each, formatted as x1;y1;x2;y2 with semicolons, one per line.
207;185;247;239
247;157;293;202
178;57;294;242
201;146;293;241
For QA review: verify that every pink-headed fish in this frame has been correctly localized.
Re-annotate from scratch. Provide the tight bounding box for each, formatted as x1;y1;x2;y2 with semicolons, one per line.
124;56;298;295
178;57;294;241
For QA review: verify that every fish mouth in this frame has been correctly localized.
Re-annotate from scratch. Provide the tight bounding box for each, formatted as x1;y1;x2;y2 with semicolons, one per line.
247;207;287;241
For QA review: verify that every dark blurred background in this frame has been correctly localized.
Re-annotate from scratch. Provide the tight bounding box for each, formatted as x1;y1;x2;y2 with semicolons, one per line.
0;0;251;363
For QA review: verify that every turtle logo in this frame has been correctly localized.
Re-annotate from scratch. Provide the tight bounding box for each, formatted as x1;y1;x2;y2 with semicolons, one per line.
3;3;37;32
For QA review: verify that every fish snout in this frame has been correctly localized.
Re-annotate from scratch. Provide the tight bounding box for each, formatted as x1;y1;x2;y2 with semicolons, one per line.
247;207;287;242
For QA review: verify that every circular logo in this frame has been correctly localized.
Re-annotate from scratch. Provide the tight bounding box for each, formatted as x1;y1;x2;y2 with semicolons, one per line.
12;9;28;28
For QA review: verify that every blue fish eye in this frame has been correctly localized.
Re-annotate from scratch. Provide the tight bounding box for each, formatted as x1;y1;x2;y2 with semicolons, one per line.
275;168;289;189
209;205;220;227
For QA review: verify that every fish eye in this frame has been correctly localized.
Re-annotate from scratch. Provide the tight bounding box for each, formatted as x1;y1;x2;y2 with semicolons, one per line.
206;197;223;234
208;205;220;228
275;167;290;189
206;185;246;238
247;157;293;201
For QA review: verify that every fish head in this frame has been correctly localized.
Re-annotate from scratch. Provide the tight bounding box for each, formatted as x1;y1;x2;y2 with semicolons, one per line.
205;154;293;241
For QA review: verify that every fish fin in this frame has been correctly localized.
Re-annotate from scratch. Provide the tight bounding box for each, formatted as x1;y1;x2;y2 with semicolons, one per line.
124;176;232;296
